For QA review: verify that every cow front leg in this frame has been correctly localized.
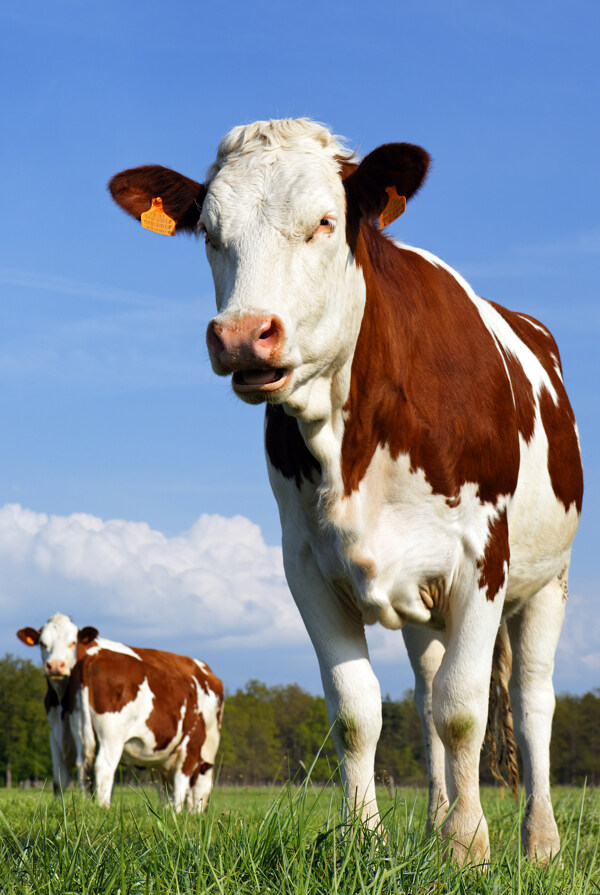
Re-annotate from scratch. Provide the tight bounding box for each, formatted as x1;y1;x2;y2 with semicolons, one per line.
506;572;566;862
288;553;382;827
402;625;448;832
432;583;505;864
49;735;71;796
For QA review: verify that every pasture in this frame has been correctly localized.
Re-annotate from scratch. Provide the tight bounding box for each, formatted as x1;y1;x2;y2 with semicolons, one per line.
0;783;598;894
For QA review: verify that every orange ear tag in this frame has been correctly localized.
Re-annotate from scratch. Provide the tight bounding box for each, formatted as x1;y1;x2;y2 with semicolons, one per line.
140;197;176;235
25;635;36;645
379;186;407;229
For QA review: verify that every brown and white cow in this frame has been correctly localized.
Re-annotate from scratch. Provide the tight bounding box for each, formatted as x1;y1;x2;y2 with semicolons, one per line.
18;613;223;811
109;119;583;862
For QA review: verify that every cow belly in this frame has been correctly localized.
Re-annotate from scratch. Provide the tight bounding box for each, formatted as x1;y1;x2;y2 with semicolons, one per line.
506;429;579;606
89;679;184;765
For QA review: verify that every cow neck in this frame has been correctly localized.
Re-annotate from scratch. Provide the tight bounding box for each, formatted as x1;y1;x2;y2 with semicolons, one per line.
340;223;521;505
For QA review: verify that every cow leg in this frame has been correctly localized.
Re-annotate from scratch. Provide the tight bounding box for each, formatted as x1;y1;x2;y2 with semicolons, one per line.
432;582;505;864
287;554;382;827
69;702;95;795
93;739;123;808
171;770;190;812
506;573;566;862
49;734;71;796
187;764;214;812
402;625;448;832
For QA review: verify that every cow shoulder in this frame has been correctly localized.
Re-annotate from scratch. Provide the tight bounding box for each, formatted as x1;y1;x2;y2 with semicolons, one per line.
342;229;521;504
80;647;145;714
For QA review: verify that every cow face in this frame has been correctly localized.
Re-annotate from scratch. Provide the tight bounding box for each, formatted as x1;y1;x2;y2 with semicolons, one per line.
17;613;98;691
108;119;429;417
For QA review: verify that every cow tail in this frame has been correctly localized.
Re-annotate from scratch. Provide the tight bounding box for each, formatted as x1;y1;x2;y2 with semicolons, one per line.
486;618;519;801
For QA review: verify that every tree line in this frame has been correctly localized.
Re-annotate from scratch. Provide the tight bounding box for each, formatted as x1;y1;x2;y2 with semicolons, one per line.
1;655;599;788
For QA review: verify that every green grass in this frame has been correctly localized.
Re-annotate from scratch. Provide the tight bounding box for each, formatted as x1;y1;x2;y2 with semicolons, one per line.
0;783;598;893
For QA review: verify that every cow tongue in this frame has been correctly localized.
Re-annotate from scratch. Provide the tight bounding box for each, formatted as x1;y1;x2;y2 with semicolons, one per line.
238;369;280;386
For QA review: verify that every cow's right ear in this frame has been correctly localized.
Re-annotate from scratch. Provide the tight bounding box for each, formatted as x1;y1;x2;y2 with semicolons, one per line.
108;165;206;234
17;627;40;646
78;626;99;645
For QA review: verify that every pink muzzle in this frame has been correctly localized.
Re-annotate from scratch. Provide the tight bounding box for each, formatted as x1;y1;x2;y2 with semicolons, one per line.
206;314;292;394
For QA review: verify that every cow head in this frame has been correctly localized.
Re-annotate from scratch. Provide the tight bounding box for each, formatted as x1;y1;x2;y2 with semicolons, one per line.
17;613;98;693
109;119;429;417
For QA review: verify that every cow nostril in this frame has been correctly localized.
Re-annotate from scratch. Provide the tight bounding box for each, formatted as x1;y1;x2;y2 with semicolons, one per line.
257;319;281;342
207;322;225;355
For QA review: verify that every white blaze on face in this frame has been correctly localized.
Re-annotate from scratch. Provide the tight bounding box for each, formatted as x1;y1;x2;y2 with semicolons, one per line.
202;119;367;415
37;613;79;678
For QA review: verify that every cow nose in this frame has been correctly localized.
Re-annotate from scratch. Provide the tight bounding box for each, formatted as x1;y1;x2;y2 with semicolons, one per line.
207;314;285;372
46;660;67;676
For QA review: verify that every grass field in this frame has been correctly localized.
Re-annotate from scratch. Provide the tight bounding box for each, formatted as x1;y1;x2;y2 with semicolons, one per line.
0;782;598;894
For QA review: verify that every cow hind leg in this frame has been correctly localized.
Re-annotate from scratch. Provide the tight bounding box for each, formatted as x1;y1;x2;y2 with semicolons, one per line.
171;770;190;813
432;583;505;864
402;625;448;832
506;572;566;862
187;763;214;813
94;740;123;808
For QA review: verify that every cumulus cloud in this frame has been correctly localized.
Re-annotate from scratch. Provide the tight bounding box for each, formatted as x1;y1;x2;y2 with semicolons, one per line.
0;503;304;655
2;503;596;697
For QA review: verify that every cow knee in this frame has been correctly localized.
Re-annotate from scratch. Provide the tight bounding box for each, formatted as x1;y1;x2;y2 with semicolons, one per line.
329;670;382;760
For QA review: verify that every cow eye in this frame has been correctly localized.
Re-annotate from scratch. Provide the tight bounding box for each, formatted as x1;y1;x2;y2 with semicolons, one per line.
307;217;337;242
201;227;219;251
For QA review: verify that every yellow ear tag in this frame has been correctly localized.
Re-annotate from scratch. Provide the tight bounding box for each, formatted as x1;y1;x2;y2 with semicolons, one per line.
379;186;407;229
140;197;176;235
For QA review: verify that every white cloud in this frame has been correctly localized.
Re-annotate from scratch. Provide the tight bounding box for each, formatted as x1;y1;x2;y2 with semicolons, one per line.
3;503;596;697
0;503;304;654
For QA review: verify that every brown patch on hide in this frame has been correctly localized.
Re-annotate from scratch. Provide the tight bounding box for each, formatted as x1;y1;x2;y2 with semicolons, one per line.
496;345;536;444
539;386;583;514
82;650;146;714
490;304;583;514
181;712;207;779
340;225;521;506
477;509;510;601
265;404;321;489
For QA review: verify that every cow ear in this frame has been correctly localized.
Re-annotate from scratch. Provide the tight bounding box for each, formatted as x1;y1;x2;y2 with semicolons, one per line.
78;626;99;645
108;165;206;234
17;627;40;646
344;143;430;225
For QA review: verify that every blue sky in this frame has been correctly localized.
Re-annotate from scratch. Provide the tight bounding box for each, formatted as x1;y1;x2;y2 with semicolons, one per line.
2;0;598;697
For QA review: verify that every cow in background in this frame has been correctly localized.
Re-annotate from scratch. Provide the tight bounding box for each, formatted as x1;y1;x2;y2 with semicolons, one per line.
109;118;583;862
17;614;223;811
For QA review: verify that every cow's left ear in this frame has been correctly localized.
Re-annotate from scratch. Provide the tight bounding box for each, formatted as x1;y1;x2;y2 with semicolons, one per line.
109;165;206;234
78;626;99;645
344;143;430;225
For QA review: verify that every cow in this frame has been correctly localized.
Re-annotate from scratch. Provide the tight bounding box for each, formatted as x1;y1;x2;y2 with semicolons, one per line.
109;118;583;862
17;613;223;811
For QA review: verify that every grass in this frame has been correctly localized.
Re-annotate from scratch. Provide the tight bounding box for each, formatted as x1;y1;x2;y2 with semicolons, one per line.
0;782;598;894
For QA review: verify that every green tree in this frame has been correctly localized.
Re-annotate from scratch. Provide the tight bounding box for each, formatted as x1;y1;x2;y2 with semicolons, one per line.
219;680;282;784
269;684;336;781
0;655;52;784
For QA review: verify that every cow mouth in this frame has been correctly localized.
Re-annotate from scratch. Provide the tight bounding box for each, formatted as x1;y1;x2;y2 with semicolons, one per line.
232;368;292;394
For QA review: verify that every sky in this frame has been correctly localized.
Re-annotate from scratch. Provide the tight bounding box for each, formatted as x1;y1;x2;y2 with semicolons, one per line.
1;0;599;698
